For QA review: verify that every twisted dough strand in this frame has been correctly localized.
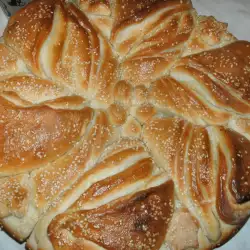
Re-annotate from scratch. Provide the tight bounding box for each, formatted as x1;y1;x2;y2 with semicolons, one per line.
0;0;249;249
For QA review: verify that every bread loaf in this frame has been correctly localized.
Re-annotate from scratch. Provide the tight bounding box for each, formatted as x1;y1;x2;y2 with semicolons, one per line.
0;0;249;249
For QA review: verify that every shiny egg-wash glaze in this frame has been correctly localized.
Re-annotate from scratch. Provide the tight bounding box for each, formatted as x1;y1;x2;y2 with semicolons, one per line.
0;0;249;249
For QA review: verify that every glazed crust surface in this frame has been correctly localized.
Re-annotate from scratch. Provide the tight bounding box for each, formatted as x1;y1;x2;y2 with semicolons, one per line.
0;0;250;249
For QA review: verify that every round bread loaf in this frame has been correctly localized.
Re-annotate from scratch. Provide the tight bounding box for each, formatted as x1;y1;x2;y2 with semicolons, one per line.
0;0;249;249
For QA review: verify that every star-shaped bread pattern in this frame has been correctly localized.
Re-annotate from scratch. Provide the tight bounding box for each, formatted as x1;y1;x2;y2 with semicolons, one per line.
0;0;250;249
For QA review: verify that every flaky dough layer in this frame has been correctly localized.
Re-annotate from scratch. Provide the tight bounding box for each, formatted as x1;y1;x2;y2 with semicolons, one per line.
0;0;249;249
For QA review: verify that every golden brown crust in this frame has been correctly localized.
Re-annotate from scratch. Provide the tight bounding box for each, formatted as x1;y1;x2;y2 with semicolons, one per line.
179;41;250;102
226;130;250;204
0;175;29;218
122;116;141;138
0;98;92;176
107;103;127;126
113;81;132;106
48;180;174;250
143;117;250;244
0;75;70;105
0;0;249;249
150;76;231;125
182;15;236;56
111;0;193;56
79;0;111;16
0;43;27;79
4;0;61;76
